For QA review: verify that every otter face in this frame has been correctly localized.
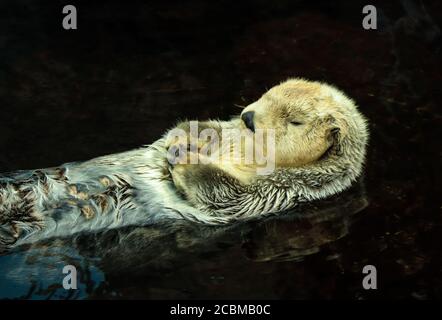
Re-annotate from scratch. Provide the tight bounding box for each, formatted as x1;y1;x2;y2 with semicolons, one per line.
240;79;351;168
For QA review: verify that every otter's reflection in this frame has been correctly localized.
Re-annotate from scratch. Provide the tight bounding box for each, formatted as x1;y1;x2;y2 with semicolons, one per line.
241;181;368;262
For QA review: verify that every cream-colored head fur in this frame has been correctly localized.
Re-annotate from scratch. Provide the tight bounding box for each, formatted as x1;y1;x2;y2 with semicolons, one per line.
240;78;361;169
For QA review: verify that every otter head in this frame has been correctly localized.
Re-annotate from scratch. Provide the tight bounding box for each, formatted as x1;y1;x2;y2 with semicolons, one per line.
240;78;364;169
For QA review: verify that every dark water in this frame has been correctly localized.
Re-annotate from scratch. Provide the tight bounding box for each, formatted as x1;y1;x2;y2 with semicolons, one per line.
0;0;441;299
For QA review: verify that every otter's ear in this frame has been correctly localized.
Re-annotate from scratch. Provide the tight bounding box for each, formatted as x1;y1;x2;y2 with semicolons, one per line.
329;126;343;156
330;127;340;136
323;114;343;156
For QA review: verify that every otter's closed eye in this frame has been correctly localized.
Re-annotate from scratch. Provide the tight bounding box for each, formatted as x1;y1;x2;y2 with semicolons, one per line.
290;120;303;126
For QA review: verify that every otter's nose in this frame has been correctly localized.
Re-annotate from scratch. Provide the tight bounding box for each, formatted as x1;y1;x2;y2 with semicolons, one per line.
241;111;255;132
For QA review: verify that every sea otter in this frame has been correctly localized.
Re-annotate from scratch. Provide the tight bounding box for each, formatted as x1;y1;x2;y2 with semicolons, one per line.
0;78;368;251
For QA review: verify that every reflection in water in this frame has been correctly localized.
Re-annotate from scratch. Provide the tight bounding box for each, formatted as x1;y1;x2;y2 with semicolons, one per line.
242;189;368;262
0;179;367;299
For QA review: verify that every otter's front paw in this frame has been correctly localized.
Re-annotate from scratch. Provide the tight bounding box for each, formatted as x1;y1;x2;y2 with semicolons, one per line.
169;163;216;202
170;163;190;194
170;162;210;201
